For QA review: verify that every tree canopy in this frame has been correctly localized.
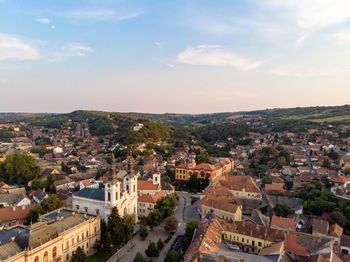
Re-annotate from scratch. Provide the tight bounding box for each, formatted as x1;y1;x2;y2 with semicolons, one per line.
0;153;40;184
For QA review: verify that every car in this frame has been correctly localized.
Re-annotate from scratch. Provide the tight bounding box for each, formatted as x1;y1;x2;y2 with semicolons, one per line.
228;244;239;251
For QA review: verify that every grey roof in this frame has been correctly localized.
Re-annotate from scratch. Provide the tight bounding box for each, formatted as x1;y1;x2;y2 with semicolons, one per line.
72;187;105;201
0;193;27;206
267;195;303;211
33;189;47;201
0;208;98;260
250;209;270;226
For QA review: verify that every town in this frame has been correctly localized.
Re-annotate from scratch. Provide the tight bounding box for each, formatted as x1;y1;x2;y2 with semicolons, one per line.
0;108;350;262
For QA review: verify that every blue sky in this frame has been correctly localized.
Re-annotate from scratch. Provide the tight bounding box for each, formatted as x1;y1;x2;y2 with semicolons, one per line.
0;0;349;113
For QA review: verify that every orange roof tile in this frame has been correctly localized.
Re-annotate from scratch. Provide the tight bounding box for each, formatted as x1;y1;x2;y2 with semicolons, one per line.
271;216;294;231
137;180;158;191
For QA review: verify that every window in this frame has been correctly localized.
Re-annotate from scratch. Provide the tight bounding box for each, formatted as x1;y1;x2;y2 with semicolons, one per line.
87;242;89;248
82;233;84;239
84;207;88;212
108;192;111;201
86;230;89;237
116;191;119;200
77;235;80;242
67;254;69;260
43;251;48;262
242;238;244;243
258;242;262;247
53;247;57;258
126;185;129;192
76;205;79;210
72;238;75;245
94;227;97;233
66;241;69;249
34;256;39;262
133;184;136;193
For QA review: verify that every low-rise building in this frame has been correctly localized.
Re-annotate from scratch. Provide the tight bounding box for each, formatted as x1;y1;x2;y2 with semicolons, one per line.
138;191;166;218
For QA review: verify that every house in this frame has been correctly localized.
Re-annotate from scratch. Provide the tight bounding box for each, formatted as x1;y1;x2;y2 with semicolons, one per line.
341;234;350;255
33;189;48;204
267;195;303;214
80;179;99;190
222;220;285;254
197;197;242;222
0;193;31;207
265;184;285;195
0;204;37;226
53;176;75;191
270;216;295;232
138;191;166;218
217;175;262;199
310;218;329;237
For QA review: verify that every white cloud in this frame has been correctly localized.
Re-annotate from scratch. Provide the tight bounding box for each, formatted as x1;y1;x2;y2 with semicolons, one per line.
177;45;262;71
333;27;350;45
270;67;350;77
51;25;56;30
0;33;38;61
295;34;307;46
262;0;350;29
155;42;162;48
62;9;142;22
49;43;93;62
35;17;50;24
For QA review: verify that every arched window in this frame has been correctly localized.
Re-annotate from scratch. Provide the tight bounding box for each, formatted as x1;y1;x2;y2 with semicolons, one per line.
108;192;111;201
43;251;48;262
53;247;57;258
82;233;84;239
116;191;119;200
133;184;135;193
86;230;89;236
126;185;129;193
34;256;39;262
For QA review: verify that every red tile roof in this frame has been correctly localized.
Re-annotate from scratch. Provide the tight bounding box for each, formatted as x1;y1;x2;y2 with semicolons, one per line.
137;180;158;191
138;191;166;203
271;216;294;231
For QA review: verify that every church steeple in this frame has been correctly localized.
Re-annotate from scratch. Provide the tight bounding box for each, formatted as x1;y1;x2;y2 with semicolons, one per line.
111;153;117;184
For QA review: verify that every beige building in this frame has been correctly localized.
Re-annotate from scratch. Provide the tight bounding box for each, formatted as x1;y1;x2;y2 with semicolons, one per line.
198;197;242;222
0;208;101;262
138;191;166;218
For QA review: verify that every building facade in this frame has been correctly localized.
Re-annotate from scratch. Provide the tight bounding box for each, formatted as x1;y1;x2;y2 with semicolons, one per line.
175;157;234;183
0;208;101;262
72;160;138;221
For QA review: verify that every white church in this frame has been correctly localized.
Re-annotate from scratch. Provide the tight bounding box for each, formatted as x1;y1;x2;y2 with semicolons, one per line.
72;157;138;221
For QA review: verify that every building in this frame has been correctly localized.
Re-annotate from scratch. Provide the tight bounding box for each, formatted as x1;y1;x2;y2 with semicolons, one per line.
222;220;285;254
0;204;37;226
270;216;295;232
0;208;100;262
198;197;242;222
0;193;31;207
79;179;99;190
72;159;138;221
217;176;262;200
33;189;48;204
138;191;166;218
175;157;234;183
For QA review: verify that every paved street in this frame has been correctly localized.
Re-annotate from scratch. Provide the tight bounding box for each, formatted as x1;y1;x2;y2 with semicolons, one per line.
107;192;200;262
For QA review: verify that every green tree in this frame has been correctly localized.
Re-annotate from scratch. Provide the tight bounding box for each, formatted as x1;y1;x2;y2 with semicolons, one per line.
344;168;350;175
165;251;182;262
147;210;162;229
0;153;41;184
31;178;45;190
322;158;331;168
103;232;113;257
273;203;293;217
164;215;178;234
70;247;87;262
139;225;149;240
157;238;165;251
25;206;44;225
145;242;159;259
133;252;148;262
42;194;63;212
45;173;56;192
155;195;177;219
327;149;339;160
329;211;347;227
197;151;211;164
107;207;124;247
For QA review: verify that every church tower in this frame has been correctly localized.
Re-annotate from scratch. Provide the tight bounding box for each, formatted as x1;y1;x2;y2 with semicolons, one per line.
152;162;161;188
105;153;120;207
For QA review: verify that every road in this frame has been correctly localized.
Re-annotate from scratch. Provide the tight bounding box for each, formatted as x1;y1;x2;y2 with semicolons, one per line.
108;192;200;262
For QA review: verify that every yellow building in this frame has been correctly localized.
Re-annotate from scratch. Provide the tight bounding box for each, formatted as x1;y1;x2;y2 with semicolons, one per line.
175;158;234;183
222;220;285;254
0;208;101;262
217;176;262;200
198;196;242;222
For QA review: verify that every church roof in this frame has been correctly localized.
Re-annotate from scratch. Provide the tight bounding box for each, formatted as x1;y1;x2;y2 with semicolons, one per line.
72;188;105;202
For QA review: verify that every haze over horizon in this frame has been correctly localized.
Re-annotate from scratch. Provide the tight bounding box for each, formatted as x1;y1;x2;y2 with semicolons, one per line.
1;0;349;113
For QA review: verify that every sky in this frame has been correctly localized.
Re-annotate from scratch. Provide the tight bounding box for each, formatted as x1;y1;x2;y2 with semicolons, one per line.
0;0;349;114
